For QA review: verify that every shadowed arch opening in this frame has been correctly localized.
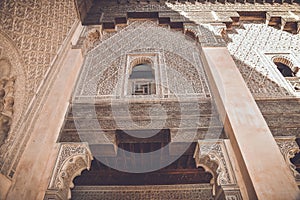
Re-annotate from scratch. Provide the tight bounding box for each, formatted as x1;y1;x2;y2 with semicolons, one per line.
273;56;296;77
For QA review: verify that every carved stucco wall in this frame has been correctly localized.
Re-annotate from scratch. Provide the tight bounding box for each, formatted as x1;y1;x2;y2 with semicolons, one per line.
74;20;211;100
45;143;93;200
194;140;242;200
71;184;214;200
227;23;300;98
0;33;24;147
73;0;300;98
0;0;76;103
0;0;78;177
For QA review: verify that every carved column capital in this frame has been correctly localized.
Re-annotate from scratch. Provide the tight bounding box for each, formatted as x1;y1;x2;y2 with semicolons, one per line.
276;137;300;180
83;27;101;53
192;23;227;47
44;143;93;200
194;140;242;200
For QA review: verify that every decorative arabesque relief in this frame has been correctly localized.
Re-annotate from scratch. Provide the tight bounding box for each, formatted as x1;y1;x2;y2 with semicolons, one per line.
196;23;227;47
227;23;300;98
0;59;15;146
96;56;123;96
83;28;101;54
71;184;214;200
74;20;211;100
164;51;207;94
276;137;300;181
0;0;77;177
233;57;290;97
0;0;76;104
44;143;93;200
0;31;26;177
194;140;242;200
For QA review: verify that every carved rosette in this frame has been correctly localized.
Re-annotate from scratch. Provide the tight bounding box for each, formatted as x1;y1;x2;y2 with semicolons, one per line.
276;137;300;180
194;140;242;200
45;143;93;200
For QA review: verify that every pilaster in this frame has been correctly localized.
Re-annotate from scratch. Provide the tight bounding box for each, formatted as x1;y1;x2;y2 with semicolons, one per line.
200;45;300;199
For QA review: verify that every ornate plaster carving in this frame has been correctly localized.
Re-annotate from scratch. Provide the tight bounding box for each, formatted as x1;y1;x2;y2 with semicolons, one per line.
0;0;76;104
227;23;300;98
0;0;78;178
71;184;213;200
83;28;101;54
0;74;15;146
276;137;300;180
45;143;93;200
195;23;227;47
0;32;26;170
194;140;242;200
74;20;211;101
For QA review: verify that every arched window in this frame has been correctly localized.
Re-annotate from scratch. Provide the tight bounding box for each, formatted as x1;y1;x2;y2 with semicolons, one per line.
273;56;300;91
129;62;155;95
274;62;294;77
273;57;296;77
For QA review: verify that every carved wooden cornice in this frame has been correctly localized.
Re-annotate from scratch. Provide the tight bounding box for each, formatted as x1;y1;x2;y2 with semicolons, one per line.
75;0;300;34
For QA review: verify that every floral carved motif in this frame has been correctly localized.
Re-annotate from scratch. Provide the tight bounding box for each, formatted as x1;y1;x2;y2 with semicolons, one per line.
276;137;300;180
0;0;77;104
227;23;300;98
74;20;211;100
194;140;242;200
45;143;93;200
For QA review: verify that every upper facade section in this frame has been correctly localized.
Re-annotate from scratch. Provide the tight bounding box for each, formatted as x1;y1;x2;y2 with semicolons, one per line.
75;0;300;34
73;20;211;102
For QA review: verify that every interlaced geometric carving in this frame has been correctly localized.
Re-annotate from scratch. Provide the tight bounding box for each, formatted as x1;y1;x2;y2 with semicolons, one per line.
0;31;27;177
227;23;300;98
83;28;101;54
71;184;214;200
0;0;78;178
74;20;211;100
0;0;76;104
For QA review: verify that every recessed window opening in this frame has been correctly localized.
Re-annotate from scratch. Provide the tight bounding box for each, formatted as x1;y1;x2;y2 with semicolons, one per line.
273;57;298;77
275;62;295;77
129;62;156;95
273;56;300;91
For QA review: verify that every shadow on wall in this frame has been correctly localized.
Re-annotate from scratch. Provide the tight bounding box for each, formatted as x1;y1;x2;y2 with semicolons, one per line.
231;56;291;98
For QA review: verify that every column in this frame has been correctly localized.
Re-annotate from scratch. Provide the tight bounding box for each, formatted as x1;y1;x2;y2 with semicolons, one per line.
200;46;299;199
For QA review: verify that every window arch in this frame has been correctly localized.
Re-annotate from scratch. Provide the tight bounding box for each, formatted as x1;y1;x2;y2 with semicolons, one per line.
128;59;156;95
272;56;300;91
129;63;154;80
273;56;297;77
